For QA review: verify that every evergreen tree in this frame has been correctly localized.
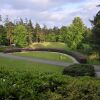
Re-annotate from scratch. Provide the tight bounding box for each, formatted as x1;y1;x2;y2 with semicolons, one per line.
59;26;68;42
0;25;7;45
34;23;41;42
42;25;48;41
27;19;34;44
5;20;14;45
19;18;24;25
91;10;100;60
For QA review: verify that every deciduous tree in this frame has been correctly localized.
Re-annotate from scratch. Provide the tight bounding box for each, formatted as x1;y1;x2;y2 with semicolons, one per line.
14;25;28;47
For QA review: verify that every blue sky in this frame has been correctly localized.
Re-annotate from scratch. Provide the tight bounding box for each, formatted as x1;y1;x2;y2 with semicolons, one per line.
0;0;100;28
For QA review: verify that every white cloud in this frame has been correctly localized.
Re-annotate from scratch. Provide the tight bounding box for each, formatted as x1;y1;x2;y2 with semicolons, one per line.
0;0;100;27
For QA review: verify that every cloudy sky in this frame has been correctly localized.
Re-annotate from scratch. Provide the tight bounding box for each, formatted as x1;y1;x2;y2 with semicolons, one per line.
0;0;100;28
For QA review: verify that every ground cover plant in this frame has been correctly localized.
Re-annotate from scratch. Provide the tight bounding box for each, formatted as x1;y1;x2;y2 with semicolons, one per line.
0;56;100;99
0;70;100;100
14;51;73;62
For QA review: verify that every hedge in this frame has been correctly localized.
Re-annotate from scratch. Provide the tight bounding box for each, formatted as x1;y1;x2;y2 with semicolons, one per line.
4;48;87;63
63;64;95;77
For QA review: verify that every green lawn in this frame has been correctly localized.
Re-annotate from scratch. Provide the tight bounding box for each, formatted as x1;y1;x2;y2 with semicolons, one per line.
29;42;68;49
14;51;73;62
0;56;64;74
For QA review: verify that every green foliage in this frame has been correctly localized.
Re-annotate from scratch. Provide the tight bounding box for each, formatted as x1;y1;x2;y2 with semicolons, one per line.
34;23;41;42
0;70;100;100
0;25;7;45
0;16;92;51
91;10;100;60
79;43;93;54
63;64;95;76
14;25;28;47
59;26;68;42
27;19;34;44
65;17;87;49
88;59;100;65
5;21;14;45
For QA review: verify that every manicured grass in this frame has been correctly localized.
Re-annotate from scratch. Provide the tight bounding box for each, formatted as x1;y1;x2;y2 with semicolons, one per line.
14;51;73;62
29;42;68;49
0;56;64;74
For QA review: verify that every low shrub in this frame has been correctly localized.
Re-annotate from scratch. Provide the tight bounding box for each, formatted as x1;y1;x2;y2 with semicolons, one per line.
0;69;100;100
67;51;87;63
4;48;22;53
63;64;95;77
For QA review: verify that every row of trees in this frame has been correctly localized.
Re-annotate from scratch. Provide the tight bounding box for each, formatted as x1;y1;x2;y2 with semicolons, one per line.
0;17;36;47
0;16;91;49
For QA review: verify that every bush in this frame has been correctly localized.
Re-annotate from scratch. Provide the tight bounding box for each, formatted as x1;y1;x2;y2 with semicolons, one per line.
4;48;22;53
0;70;100;100
63;64;95;77
67;51;87;63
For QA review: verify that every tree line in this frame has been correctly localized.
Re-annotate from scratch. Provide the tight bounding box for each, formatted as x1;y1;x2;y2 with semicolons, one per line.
0;16;92;49
0;9;100;60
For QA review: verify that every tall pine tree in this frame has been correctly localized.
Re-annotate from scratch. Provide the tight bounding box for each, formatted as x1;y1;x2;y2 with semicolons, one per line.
91;10;100;60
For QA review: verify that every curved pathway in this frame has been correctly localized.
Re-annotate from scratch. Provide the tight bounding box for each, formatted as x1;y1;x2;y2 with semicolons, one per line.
0;53;77;67
0;53;100;77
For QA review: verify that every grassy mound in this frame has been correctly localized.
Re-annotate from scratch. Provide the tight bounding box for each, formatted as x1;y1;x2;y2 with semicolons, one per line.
29;42;68;50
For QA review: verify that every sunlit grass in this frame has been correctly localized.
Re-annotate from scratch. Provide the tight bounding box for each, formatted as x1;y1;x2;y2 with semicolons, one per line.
0;56;64;74
29;42;68;49
14;51;73;62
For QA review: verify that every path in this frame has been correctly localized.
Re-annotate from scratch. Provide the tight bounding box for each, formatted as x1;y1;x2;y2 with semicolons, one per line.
0;53;76;67
0;53;100;77
93;65;100;77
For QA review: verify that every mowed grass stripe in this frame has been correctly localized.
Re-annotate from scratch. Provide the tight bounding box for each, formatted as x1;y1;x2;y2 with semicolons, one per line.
14;51;73;62
0;56;64;74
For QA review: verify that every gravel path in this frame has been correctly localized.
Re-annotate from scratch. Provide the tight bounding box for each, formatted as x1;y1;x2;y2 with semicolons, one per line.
0;53;100;77
93;65;100;77
0;53;77;67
